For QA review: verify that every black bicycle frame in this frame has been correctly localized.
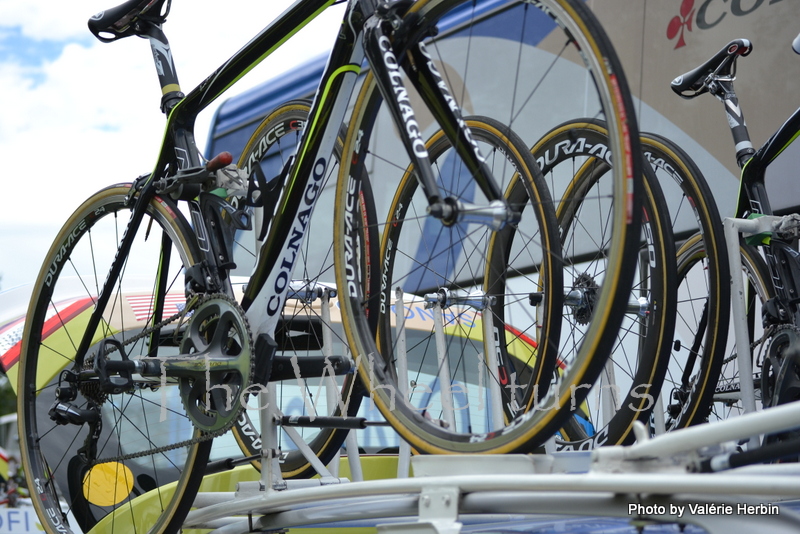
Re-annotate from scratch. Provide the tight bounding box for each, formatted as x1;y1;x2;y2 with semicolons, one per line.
738;106;800;218
720;78;800;324
74;0;512;367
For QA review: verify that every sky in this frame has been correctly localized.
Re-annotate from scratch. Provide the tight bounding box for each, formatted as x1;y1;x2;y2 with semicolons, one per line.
0;0;344;293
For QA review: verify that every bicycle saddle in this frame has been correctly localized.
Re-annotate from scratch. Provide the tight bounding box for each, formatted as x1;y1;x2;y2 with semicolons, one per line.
88;0;171;43
671;38;752;99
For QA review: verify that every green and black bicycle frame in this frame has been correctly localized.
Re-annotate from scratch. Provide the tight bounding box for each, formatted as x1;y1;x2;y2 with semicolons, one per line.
735;105;800;328
698;45;800;327
68;0;523;412
673;37;800;327
668;37;800;426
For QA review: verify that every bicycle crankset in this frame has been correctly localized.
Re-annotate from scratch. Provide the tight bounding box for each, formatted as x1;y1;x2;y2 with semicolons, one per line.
177;294;254;434
761;324;800;457
761;325;800;407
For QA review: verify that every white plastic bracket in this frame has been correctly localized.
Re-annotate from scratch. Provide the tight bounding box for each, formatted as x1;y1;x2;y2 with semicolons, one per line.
377;485;462;534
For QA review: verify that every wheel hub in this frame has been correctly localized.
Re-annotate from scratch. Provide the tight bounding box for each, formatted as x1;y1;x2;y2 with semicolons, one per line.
570;272;599;326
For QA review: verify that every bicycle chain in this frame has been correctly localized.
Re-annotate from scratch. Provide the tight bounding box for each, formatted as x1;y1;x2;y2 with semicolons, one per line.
92;292;254;466
721;323;800;366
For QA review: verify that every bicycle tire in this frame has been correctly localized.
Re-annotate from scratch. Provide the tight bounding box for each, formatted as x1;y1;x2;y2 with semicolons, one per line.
335;0;642;453
226;100;371;478
528;120;677;448
17;185;210;533
539;123;729;442
636;133;730;432
374;115;562;439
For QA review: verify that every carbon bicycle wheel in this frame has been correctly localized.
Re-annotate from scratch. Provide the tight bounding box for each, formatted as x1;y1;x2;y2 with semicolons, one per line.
636;133;730;432
529;120;677;449
335;0;642;453
225;101;372;478
17;185;210;534
373;116;562;439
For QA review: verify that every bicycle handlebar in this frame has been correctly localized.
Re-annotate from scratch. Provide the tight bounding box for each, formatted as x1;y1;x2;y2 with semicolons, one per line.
670;38;752;99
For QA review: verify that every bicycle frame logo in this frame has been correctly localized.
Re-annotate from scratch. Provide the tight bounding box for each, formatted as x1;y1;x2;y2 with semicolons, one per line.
667;0;784;49
265;156;328;317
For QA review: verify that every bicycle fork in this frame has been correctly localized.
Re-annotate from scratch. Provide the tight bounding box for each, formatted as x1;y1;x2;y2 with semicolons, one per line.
362;9;520;231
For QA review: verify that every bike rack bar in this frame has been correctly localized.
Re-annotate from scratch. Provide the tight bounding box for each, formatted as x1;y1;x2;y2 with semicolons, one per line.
423;288;505;430
260;386;286;491
321;287;341;478
187;390;800;533
186;455;800;533
599;361;620;429
477;293;505;431
187;253;800;533
652;394;667;435
723;216;762;422
424;291;457;429
598;399;800;462
396;288;412;478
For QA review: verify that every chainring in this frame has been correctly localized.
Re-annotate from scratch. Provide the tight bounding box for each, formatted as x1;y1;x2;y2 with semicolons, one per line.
761;325;800;409
760;324;800;457
178;294;254;434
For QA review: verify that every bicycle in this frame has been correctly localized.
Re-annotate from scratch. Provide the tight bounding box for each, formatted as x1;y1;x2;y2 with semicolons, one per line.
666;37;800;440
16;0;643;532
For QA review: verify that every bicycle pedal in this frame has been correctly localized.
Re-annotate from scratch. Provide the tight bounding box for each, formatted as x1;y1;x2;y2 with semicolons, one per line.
279;415;369;430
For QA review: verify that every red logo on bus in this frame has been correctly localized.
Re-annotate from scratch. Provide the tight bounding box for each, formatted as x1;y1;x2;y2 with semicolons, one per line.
667;0;695;49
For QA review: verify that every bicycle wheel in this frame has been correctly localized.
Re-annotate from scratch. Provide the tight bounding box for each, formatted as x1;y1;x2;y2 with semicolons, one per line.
636;134;730;432
700;241;773;422
335;0;642;453
372;116;561;439
529;120;676;448
225;101;372;478
17;185;209;533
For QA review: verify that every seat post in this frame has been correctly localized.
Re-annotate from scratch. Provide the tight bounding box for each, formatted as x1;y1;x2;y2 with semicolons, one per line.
709;79;755;168
139;20;185;114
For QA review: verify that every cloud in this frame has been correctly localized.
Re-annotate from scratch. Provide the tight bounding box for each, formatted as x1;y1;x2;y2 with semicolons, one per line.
0;0;343;290
0;2;91;41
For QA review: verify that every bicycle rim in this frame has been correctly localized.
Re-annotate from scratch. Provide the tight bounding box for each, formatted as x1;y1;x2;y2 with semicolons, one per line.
373;116;561;441
529;121;676;448
335;0;642;453
638;133;730;432
17;185;209;533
